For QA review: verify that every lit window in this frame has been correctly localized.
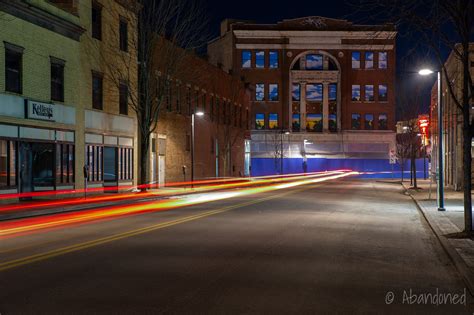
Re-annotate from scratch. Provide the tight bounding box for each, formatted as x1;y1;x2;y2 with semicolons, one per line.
269;84;279;101
269;113;278;129
365;85;374;101
365;114;374;130
306;84;323;101
256;51;265;68
306;54;323;70
306;113;322;132
255;83;264;101
379;114;388;130
292;84;300;101
365;52;374;69
351;114;361;130
292;113;301;132
329;84;337;101
269;51;279;68
379;52;387;69
378;84;388;101
351;85;361;101
255;113;265;130
242;51;251;68
352;52;360;69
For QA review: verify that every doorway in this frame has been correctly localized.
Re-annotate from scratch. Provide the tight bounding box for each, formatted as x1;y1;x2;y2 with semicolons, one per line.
103;146;118;191
19;142;54;195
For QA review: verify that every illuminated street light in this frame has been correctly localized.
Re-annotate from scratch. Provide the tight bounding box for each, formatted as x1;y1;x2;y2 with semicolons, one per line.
418;69;434;76
195;111;204;116
419;68;444;211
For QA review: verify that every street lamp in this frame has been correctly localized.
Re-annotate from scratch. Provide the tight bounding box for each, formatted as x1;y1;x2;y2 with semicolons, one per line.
419;68;445;211
191;111;204;188
279;130;290;175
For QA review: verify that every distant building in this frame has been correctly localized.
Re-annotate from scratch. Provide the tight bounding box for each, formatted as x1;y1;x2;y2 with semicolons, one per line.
150;41;251;184
430;43;474;190
207;17;397;175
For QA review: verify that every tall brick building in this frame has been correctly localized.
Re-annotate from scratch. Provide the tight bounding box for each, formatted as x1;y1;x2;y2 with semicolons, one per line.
208;17;397;175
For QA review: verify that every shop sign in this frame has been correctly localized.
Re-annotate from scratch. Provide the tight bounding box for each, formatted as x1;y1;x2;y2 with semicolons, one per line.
26;100;55;122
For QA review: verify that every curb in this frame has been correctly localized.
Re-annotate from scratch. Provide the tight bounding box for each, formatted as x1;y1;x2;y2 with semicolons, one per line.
401;183;474;296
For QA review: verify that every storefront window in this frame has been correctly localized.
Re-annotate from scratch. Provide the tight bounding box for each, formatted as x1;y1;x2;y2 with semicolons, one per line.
0;140;7;187
32;143;54;187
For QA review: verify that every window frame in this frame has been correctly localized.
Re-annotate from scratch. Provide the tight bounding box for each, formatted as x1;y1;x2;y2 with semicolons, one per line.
364;114;374;130
268;83;279;101
241;50;252;69
91;1;102;40
365;85;374;102
351;113;361;130
255;51;265;69
305;54;323;70
378;52;388;69
119;81;129;115
92;71;104;110
5;44;23;94
50;57;65;102
365;52;374;69
255;83;265;101
351;51;361;69
378;84;388;102
119;17;128;52
269;51;279;69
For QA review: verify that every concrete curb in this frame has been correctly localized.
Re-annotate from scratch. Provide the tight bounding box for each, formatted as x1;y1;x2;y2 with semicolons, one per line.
401;183;474;296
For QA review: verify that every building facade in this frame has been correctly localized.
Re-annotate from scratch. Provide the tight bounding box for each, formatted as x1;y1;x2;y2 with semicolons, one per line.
0;0;138;196
430;43;474;190
208;17;397;175
150;44;251;184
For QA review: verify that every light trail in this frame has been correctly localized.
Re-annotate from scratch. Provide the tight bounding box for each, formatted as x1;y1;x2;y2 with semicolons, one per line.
0;171;357;238
0;171;345;214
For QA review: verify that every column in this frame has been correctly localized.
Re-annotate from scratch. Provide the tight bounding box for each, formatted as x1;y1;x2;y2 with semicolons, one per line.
300;82;306;132
322;82;329;132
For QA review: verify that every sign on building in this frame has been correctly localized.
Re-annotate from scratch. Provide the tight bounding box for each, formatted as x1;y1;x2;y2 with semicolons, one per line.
25;100;56;122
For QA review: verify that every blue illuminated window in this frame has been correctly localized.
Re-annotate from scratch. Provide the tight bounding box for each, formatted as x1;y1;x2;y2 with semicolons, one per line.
352;52;360;69
306;84;323;101
256;51;265;68
378;84;388;101
351;113;361;130
365;114;374;130
269;84;279;101
365;52;374;69
255;83;264;101
292;84;300;101
351;85;360;101
379;52;387;69
255;113;265;130
365;85;374;101
269;51;279;68
269;113;278;129
329;84;337;101
306;54;323;70
292;113;301;131
379;114;388;130
242;51;251;68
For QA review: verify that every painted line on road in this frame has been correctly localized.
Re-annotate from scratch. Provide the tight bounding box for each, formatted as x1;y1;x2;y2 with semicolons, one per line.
0;183;321;272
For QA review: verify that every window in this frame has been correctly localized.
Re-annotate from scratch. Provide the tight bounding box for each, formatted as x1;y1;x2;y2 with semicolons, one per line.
306;54;323;70
365;114;374;130
5;44;23;94
379;114;388;130
92;72;103;110
352;52;360;69
0;140;17;188
269;113;278;129
186;87;191;115
51;58;65;102
255;83;265;101
306;84;323;101
306;114;322;132
242;51;251;68
269;51;279;68
56;143;74;184
329;84;337;101
256;51;265;68
119;147;133;180
292;84;300;101
351;85;361;101
379;52;387;69
292;113;301;131
269;84;279;101
176;84;181;113
255;113;265;130
91;1;102;40
365;85;374;101
119;82;128;115
87;145;103;182
378;84;388;101
351;114;361;130
365;52;374;69
119;18;128;52
166;82;172;111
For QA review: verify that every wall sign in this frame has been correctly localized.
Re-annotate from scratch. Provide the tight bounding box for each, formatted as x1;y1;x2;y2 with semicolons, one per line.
25;100;55;122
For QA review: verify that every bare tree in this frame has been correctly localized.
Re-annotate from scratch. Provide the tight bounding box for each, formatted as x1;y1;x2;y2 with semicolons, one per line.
95;0;208;187
350;0;474;232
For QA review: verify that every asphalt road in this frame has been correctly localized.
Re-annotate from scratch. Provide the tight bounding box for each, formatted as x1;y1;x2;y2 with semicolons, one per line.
0;179;472;314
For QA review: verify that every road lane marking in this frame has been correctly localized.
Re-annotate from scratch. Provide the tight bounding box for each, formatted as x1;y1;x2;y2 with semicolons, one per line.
0;183;322;272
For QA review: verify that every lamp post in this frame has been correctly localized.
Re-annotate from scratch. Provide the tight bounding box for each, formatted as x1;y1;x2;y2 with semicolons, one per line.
279;129;290;175
191;111;204;188
419;68;445;211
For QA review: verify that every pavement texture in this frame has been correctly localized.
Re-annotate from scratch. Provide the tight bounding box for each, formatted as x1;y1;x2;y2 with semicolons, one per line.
401;179;474;296
0;179;472;314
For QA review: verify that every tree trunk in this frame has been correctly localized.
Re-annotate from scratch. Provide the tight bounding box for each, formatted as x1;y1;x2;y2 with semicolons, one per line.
462;105;472;232
401;159;404;182
412;156;417;188
139;134;150;190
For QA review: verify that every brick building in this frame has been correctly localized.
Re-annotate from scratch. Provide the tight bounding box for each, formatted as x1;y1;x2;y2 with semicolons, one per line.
0;0;138;196
207;17;397;175
150;43;251;184
430;43;474;190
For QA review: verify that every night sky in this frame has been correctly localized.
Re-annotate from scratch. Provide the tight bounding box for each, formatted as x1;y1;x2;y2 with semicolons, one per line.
204;0;442;117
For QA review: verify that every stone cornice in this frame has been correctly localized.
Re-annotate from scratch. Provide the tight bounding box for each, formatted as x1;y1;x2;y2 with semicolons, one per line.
0;0;85;41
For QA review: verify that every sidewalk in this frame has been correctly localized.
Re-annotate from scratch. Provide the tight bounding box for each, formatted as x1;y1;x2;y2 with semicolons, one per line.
401;179;474;294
